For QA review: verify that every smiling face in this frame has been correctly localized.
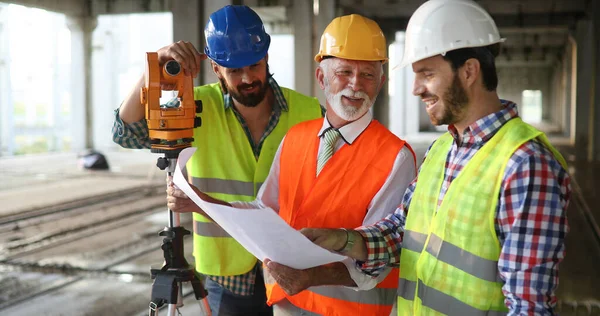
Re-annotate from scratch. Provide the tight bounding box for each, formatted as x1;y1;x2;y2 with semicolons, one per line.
412;55;470;126
317;58;385;123
214;57;270;107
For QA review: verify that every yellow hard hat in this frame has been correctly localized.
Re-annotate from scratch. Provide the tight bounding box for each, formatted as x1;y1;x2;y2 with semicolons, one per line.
315;14;388;63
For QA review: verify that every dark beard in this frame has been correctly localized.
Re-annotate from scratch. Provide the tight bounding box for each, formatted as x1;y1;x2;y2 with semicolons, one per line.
220;77;269;108
435;73;469;125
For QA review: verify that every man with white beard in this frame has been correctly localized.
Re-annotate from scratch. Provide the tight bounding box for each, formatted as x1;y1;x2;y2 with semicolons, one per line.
167;14;417;316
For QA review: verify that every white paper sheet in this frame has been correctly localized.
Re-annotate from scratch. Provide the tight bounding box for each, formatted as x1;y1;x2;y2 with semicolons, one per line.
173;147;345;270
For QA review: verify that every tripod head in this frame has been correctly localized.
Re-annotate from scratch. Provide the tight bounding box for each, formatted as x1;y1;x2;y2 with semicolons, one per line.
140;52;202;156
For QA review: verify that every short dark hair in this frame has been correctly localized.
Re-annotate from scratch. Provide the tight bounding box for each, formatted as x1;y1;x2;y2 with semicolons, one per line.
442;43;500;91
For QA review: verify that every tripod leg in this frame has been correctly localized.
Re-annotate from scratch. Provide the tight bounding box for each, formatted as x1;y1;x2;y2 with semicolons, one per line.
149;273;179;316
190;275;211;315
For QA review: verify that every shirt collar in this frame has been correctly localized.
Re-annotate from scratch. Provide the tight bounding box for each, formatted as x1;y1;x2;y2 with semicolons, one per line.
317;110;373;145
223;77;289;112
447;99;520;144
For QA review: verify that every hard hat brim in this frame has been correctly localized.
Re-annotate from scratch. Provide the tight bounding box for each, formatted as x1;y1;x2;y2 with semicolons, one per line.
393;38;505;70
315;54;389;64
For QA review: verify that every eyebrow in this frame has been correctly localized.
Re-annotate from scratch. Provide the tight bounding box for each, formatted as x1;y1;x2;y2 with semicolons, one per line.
414;67;434;73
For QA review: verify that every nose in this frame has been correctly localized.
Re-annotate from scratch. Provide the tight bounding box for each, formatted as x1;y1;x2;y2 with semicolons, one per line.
240;70;254;84
347;73;364;92
412;79;425;96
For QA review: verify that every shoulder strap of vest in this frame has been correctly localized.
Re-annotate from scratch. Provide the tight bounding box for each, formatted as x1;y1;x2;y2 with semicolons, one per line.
422;132;453;166
506;118;568;170
193;83;224;112
280;86;320;105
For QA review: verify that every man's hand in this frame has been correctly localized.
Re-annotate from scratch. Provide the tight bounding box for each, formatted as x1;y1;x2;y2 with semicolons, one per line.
166;181;202;214
264;259;314;295
166;176;231;216
156;41;207;89
166;176;206;215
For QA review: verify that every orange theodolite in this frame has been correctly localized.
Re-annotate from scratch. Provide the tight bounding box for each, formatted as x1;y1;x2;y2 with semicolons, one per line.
140;52;202;155
141;52;211;316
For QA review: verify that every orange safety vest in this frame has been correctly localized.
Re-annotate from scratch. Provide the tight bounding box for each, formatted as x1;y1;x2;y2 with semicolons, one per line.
265;118;415;316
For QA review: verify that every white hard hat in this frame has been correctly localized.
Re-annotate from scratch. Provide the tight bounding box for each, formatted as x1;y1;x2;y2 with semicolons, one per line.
399;0;505;68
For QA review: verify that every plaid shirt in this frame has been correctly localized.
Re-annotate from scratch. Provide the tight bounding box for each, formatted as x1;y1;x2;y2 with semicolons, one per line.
112;77;315;295
356;101;571;315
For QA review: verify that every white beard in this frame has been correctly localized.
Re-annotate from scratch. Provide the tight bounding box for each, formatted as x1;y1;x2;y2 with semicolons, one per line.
326;86;375;122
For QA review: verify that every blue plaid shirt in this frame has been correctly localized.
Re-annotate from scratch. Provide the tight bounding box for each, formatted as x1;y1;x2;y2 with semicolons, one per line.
112;77;321;295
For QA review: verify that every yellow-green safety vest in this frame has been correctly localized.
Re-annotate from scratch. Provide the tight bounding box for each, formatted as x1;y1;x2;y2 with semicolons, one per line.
187;83;322;276
398;117;567;315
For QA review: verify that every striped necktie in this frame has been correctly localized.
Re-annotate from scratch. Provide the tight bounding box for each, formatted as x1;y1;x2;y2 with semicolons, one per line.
317;128;340;175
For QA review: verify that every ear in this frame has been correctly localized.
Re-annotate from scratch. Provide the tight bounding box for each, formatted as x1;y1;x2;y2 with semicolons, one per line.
316;66;326;90
462;58;480;88
211;61;222;78
264;53;269;64
378;73;387;92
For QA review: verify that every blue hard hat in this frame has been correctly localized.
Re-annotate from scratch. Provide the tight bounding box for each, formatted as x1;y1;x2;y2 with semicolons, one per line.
204;5;271;69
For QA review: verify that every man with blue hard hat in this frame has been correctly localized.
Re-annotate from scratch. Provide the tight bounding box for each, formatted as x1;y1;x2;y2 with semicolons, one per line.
112;5;322;315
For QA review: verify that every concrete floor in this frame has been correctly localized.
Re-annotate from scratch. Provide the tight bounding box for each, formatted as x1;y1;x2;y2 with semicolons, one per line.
0;140;599;315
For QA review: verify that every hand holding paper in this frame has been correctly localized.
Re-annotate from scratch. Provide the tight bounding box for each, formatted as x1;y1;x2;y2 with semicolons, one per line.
173;147;345;269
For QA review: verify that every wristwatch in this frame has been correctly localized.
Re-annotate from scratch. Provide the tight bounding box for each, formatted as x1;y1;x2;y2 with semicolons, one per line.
335;228;355;254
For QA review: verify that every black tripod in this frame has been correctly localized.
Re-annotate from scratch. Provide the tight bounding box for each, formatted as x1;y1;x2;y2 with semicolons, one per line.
148;150;211;316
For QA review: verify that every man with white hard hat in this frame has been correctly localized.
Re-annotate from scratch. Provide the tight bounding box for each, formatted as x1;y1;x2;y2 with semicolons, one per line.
300;0;572;315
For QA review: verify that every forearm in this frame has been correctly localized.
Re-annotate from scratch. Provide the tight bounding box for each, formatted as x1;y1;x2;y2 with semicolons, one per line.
198;191;231;208
192;184;232;211
354;212;406;276
307;262;357;287
119;75;146;124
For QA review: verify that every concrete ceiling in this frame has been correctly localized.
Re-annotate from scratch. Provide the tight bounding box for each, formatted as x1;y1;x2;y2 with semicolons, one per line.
340;0;589;23
4;0;591;66
339;0;590;66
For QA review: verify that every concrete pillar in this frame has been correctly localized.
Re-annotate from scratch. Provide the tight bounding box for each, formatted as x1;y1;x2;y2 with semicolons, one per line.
553;59;566;134
293;0;314;99
574;0;600;161
0;6;14;156
171;0;207;85
592;0;600;160
200;0;233;84
374;28;396;128
51;24;63;152
67;16;97;151
389;31;420;138
311;0;336;104
567;36;578;140
559;37;577;139
574;19;593;160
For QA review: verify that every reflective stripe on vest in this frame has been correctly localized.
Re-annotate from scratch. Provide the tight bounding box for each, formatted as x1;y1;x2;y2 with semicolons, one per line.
274;298;321;316
397;279;506;316
191;177;263;197
310;285;397;304
194;221;231;238
403;230;502;283
265;269;396;305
